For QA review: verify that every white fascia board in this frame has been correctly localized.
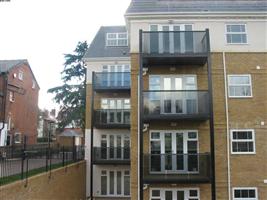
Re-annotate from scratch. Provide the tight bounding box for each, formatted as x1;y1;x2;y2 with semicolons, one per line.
83;57;130;63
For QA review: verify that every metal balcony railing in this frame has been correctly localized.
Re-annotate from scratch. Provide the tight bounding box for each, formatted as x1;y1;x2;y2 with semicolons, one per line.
94;109;130;128
142;31;208;55
92;147;130;165
143;90;209;121
94;72;131;91
143;153;211;184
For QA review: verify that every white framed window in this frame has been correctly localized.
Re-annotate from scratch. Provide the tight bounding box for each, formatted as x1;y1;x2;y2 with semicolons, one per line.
7;116;11;131
150;188;199;200
228;75;252;98
18;70;23;80
231;129;255;154
226;24;247;44
106;32;128;46
14;132;22;144
100;169;130;196
9;91;15;102
32;80;36;89
233;187;258;200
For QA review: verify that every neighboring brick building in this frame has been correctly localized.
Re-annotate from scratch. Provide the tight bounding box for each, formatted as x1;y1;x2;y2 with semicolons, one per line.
0;59;40;146
84;1;267;200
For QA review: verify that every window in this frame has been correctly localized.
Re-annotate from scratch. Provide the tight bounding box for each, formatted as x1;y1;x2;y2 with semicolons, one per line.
32;80;36;89
106;32;128;46
9;91;15;102
233;188;258;200
14;132;21;144
226;24;247;44
150;188;199;200
100;169;130;196
231;129;255;154
18;70;23;80
7;117;11;131
228;75;252;97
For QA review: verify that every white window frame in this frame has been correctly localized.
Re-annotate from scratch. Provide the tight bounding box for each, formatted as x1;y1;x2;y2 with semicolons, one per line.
32;80;36;89
18;70;23;80
233;187;258;200
231;129;256;154
14;132;22;144
106;32;128;47
9;91;15;102
150;188;200;200
149;130;199;173
225;24;248;44
100;169;130;197
228;74;253;98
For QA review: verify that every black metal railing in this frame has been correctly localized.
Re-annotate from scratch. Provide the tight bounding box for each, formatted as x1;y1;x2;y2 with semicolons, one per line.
93;147;130;165
142;31;208;55
94;72;131;90
143;153;211;184
143;90;209;121
94;109;130;128
0;144;84;186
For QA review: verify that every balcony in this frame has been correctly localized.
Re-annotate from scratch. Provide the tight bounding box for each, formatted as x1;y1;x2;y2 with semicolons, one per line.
94;109;130;128
92;147;130;165
141;31;208;66
93;72;131;92
143;153;211;184
143;90;210;122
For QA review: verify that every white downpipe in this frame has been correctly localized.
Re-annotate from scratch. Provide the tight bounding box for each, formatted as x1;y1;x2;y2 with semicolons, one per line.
223;52;231;200
137;75;140;200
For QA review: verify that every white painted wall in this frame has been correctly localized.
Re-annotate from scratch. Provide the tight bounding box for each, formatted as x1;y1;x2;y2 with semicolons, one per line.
0;123;8;146
127;18;267;53
85;59;130;84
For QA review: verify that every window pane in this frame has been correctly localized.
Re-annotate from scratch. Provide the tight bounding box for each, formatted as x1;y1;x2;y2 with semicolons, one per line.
117;171;122;195
124;174;130;195
234;189;241;198
109;171;114;194
165;191;173;200
101;176;107;195
152;190;160;197
190;190;198;197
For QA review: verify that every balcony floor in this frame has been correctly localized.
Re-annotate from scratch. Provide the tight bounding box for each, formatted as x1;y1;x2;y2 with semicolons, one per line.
142;53;208;67
144;174;211;184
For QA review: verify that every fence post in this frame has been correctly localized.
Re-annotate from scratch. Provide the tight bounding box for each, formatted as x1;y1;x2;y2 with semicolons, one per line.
72;136;76;162
62;146;65;166
20;135;27;180
46;147;48;172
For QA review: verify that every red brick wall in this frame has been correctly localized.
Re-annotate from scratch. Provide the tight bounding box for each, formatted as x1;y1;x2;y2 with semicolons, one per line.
4;63;39;144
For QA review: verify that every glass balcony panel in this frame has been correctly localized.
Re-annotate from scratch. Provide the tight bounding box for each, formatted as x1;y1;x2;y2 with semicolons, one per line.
144;91;209;121
94;72;131;90
95;109;130;128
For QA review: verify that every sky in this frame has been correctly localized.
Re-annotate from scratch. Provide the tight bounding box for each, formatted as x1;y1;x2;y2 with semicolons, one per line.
0;0;131;111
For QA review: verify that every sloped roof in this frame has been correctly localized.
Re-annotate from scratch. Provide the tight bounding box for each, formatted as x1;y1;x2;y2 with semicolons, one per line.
0;59;40;89
83;26;130;59
125;0;267;14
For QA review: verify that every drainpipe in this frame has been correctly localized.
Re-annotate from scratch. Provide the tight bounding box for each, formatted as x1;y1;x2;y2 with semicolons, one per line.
223;52;231;200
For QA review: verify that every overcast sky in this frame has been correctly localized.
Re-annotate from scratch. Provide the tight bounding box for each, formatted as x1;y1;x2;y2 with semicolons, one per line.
0;0;131;111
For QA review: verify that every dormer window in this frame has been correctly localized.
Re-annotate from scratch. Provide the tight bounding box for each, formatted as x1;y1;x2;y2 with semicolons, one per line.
106;32;128;47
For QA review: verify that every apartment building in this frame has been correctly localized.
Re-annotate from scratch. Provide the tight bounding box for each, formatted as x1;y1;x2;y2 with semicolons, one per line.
85;0;267;199
0;59;40;146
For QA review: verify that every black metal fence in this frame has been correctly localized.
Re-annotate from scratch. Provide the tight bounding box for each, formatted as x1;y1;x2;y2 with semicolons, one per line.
0;144;84;186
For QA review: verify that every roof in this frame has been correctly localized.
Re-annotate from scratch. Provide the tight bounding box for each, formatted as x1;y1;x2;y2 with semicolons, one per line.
0;59;40;89
83;26;130;59
125;0;267;14
0;59;28;73
59;129;83;137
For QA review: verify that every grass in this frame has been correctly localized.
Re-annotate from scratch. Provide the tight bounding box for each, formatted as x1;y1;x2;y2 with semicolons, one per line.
0;160;74;186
